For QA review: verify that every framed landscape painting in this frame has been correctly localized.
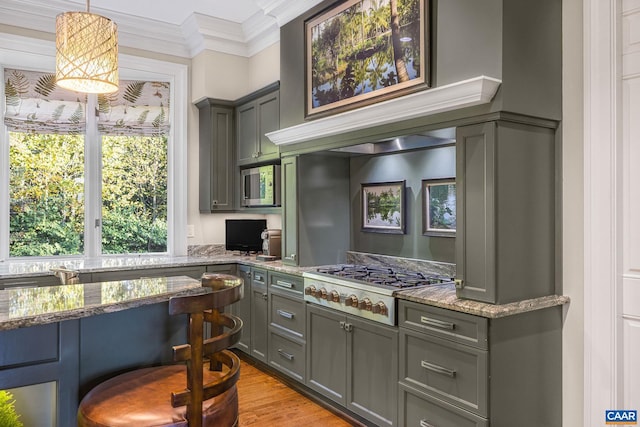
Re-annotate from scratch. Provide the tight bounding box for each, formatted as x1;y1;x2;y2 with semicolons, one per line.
423;179;456;236
305;0;429;118
362;181;405;234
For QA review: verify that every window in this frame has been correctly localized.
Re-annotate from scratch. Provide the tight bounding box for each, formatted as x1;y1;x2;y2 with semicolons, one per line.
0;44;188;259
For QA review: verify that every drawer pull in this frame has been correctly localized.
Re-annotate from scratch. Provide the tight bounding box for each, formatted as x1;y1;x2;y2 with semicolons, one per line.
420;316;455;330
254;274;264;282
420;360;456;377
277;309;294;319
275;280;294;289
419;420;436;427
277;349;294;361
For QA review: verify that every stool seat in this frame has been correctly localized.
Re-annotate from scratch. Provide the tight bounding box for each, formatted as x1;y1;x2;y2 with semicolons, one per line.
77;364;238;427
77;274;244;427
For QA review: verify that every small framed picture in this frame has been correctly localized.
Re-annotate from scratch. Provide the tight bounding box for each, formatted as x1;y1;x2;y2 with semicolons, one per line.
361;181;405;234
423;179;456;236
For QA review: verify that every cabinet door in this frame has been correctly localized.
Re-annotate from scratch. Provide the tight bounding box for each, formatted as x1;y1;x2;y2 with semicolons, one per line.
231;265;251;353
250;268;269;362
236;101;258;165
306;304;347;405
347;316;399;426
455;122;496;303
281;156;298;265
256;91;280;161
197;101;234;212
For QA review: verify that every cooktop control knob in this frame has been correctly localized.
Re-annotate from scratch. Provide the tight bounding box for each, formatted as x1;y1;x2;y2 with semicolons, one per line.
359;297;373;311
344;295;358;307
304;286;316;296
329;290;340;302
372;301;388;316
318;288;328;299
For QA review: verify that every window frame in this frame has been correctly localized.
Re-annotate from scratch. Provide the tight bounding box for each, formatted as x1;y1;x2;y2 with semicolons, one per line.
0;33;188;259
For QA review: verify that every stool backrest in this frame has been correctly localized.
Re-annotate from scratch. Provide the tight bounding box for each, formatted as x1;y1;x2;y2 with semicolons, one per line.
168;273;243;427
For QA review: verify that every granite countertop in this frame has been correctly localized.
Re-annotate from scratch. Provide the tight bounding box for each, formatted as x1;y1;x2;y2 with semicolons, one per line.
0;254;311;280
0;275;208;331
0;251;570;321
394;284;570;318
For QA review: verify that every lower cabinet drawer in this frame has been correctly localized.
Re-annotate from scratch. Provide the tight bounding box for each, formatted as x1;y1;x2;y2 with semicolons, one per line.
400;329;488;417
270;292;305;339
399;383;488;427
268;330;305;381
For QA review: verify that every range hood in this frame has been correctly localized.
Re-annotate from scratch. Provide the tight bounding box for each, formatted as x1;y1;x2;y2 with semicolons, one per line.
266;76;501;147
330;128;455;155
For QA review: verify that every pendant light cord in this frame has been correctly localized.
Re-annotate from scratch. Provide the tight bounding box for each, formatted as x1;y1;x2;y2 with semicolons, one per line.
86;0;90;13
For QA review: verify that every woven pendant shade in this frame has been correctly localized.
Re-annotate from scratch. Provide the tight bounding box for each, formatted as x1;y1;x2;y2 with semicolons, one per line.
56;11;119;94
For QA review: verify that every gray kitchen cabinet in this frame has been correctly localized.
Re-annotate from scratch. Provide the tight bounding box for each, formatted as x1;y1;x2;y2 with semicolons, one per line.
398;300;562;427
230;265;251;353
281;156;298;265
250;267;269;362
267;272;306;381
280;153;350;266
196;98;235;212
205;264;236;275
236;82;280;166
306;304;398;427
455;120;556;304
90;266;206;282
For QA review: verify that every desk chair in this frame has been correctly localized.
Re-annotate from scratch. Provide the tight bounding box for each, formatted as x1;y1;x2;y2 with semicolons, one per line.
77;273;243;427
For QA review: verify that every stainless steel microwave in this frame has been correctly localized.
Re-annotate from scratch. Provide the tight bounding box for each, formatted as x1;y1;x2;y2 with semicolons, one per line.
241;164;281;207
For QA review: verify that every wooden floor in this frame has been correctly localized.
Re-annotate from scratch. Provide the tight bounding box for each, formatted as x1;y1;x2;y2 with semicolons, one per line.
236;358;358;426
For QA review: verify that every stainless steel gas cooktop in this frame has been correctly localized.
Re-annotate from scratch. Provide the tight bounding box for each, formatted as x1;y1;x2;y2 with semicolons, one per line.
303;264;453;325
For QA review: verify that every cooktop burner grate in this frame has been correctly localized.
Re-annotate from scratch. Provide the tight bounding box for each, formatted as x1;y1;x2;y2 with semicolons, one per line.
315;264;452;289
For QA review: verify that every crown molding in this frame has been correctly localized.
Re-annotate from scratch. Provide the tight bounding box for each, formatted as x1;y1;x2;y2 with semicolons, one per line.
0;0;320;59
255;0;326;26
266;76;502;146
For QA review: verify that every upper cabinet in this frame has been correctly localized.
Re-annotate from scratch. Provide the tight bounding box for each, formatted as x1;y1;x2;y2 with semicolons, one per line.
196;99;235;213
455;120;557;304
236;82;280;166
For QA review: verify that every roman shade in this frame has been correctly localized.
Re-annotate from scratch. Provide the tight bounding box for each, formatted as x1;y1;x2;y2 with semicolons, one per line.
97;80;170;136
4;68;170;137
4;68;86;135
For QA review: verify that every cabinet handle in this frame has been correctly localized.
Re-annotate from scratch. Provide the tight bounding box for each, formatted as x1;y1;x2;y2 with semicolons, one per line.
254;274;264;281
277;349;294;361
339;321;346;330
420;316;455;330
289;254;297;261
262;293;268;301
455;279;464;289
420;360;456;377
419;420;436;427
275;280;293;289
277;309;294;319
344;323;353;332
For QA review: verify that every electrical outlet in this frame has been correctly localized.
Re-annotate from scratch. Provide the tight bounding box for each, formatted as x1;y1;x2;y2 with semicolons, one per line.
187;224;195;238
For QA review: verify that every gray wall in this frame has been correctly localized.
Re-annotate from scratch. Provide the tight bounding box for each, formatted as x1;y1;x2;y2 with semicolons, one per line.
350;145;456;262
280;0;561;132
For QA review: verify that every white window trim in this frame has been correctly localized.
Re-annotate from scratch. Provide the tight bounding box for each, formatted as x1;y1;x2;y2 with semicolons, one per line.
0;32;188;259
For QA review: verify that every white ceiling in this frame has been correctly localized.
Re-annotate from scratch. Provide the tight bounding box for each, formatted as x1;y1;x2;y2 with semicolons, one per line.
0;0;324;58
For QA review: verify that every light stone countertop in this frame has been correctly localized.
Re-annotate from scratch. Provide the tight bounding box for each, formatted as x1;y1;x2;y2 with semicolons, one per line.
394;283;570;318
0;275;208;331
0;253;569;322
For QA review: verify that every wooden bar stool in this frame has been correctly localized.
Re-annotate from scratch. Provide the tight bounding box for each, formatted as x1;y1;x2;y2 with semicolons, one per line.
77;273;244;427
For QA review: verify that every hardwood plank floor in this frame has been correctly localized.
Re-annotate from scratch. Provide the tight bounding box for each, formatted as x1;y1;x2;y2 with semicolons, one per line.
236;358;358;427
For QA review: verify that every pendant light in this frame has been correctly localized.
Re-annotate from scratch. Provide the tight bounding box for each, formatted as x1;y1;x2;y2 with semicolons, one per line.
56;0;119;93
